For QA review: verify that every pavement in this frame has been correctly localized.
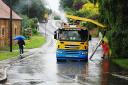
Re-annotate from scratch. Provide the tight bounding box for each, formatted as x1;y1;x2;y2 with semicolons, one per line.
0;48;39;82
0;66;7;82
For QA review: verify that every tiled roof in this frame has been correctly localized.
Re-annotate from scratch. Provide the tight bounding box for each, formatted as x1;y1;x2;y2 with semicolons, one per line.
0;0;22;20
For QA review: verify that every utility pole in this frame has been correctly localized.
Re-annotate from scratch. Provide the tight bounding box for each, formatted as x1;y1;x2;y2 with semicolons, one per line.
9;0;12;52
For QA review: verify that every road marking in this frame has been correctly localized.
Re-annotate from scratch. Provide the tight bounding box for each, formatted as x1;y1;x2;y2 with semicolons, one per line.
111;73;128;80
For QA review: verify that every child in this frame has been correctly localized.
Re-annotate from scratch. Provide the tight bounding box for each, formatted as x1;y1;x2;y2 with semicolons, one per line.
101;40;109;59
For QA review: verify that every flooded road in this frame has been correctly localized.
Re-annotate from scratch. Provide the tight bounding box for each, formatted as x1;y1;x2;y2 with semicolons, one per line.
3;20;128;85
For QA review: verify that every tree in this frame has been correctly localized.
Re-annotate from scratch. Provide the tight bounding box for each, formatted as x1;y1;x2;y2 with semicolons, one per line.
3;0;48;21
21;15;39;37
89;0;97;5
72;0;88;10
60;0;98;17
73;1;84;10
98;0;128;58
3;0;20;6
77;3;99;18
60;0;74;10
60;0;88;12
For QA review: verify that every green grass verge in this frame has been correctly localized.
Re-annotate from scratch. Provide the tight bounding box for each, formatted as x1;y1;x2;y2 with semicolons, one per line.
0;51;19;60
112;59;128;69
25;34;46;49
0;34;46;60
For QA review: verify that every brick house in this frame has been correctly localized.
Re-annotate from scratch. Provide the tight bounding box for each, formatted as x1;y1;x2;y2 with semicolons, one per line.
0;0;22;49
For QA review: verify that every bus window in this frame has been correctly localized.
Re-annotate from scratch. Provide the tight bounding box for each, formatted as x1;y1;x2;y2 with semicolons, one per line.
79;30;88;41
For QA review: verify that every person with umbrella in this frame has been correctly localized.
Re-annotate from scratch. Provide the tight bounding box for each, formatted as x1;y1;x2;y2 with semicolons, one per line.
14;36;25;55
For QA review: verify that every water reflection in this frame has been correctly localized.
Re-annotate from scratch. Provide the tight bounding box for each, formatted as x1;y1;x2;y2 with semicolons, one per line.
101;59;109;85
57;62;86;74
57;60;102;85
57;61;87;84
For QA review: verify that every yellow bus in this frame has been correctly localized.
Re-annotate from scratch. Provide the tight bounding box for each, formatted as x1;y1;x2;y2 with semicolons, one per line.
54;25;90;61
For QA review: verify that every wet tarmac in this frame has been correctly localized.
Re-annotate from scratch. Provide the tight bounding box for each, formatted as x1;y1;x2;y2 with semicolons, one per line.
1;20;128;85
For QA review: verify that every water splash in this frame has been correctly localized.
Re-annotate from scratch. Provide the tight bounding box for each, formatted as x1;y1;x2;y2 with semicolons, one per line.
43;0;67;22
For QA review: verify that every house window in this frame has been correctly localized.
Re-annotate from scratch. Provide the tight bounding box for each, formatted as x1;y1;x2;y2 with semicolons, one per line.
15;28;17;35
0;28;1;36
2;28;4;36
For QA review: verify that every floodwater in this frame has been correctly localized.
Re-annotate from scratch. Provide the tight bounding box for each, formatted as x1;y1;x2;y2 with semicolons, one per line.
1;20;128;85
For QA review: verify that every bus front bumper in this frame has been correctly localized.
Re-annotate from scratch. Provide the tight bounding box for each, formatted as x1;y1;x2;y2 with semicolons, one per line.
56;49;88;60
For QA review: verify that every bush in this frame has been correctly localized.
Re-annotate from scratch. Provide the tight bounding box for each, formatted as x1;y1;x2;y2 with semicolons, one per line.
21;15;39;37
54;16;61;20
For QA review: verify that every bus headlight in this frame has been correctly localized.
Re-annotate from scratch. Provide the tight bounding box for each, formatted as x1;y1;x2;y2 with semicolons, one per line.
57;51;63;54
81;52;87;55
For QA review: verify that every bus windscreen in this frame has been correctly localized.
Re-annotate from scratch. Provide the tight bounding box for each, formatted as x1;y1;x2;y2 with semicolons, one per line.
59;30;88;41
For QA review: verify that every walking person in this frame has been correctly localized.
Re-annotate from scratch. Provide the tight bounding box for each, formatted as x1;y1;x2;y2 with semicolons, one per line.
18;39;25;55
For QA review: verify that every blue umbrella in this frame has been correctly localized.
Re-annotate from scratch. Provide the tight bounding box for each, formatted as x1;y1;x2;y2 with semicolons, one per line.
14;35;26;40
